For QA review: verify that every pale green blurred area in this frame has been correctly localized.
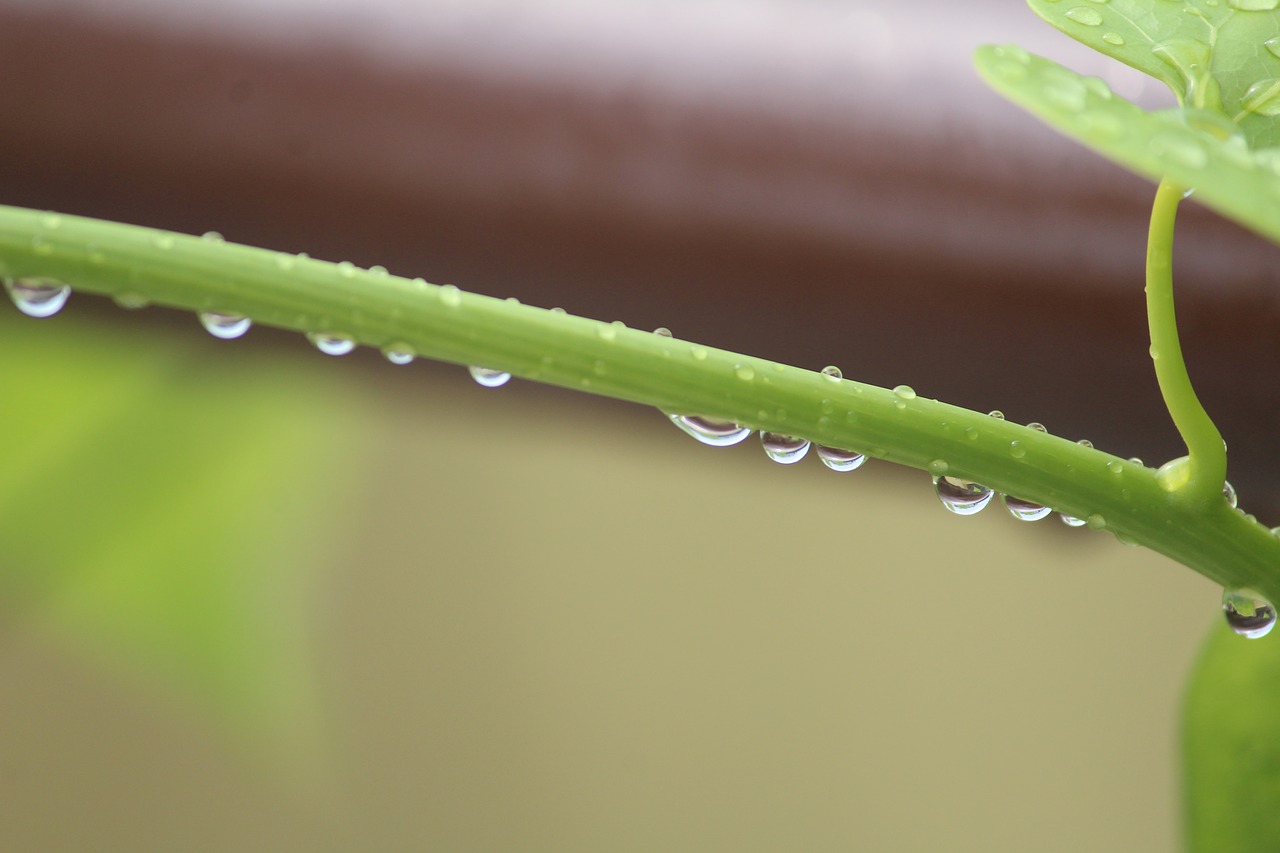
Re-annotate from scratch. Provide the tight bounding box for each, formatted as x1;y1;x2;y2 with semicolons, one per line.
0;299;1215;851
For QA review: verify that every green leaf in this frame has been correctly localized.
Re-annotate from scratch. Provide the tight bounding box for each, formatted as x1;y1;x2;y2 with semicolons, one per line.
975;44;1280;244
1183;620;1280;852
0;309;358;756
1028;0;1280;147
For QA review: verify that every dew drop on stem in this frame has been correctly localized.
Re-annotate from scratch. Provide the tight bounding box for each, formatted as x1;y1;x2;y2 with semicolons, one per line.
1060;513;1088;528
815;445;865;472
198;311;252;340
5;277;71;318
382;344;415;365
469;366;511;388
1222;588;1277;639
1223;481;1239;508
821;365;842;382
934;476;994;516
760;432;810;464
1003;494;1052;522
307;332;356;356
667;414;752;447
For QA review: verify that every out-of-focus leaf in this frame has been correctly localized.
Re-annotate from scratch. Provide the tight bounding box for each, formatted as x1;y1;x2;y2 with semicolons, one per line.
975;45;1280;245
1183;620;1280;852
0;305;358;754
1028;0;1280;148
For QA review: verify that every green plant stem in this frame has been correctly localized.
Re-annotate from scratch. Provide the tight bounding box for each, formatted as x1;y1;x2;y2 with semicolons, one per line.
1;204;1277;601
1147;178;1228;504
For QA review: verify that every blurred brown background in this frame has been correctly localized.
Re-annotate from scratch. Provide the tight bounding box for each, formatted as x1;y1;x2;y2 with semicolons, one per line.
0;0;1263;849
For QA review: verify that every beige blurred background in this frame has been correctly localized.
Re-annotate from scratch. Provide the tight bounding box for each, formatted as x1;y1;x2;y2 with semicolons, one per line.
0;0;1260;849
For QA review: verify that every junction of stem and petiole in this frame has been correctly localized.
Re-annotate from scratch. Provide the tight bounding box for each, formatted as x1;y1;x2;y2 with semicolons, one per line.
1145;179;1228;506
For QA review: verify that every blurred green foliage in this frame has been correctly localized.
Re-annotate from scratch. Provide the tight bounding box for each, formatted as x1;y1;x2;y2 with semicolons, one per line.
0;305;357;751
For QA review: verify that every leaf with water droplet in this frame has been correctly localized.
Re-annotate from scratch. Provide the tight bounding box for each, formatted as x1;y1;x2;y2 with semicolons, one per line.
1027;0;1280;147
975;46;1280;247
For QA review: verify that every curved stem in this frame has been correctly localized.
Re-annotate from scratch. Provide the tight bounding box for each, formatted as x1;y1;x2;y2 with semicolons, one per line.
1146;179;1227;502
0;204;1275;602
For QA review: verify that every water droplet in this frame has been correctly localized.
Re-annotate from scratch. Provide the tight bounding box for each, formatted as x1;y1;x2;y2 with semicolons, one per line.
927;459;949;476
597;325;617;342
1102;31;1125;46
1107;460;1126;475
1077;439;1094;449
1003;494;1053;521
736;365;756;382
653;327;673;337
1086;513;1107;530
153;233;175;250
821;365;842;382
893;385;917;400
691;347;709;361
668;414;752;447
1229;0;1279;10
201;230;224;243
370;264;389;277
988;410;1005;420
1241;78;1280;117
1065;6;1104;25
1027;422;1047;433
1266;36;1280;59
308;332;356;356
1060;513;1088;528
964;426;979;440
198;311;251;340
1129;457;1145;467
469;366;511;387
1223;588;1277;638
5;277;71;318
1043;76;1088;111
549;306;567;315
1156;455;1191;492
934;476;994;516
113;293;149;310
760;431;810;464
816;445;866;472
1223;480;1238;508
383;343;415;365
439;285;462;307
1010;441;1027;459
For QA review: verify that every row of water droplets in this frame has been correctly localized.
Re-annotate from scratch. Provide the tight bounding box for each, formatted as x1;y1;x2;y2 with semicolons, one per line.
6;256;1275;639
3;234;515;387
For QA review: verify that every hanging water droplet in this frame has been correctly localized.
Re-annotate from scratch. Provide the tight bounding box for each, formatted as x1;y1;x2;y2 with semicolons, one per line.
308;332;356;356
5;277;71;318
653;327;673;337
668;414;752;447
112;293;149;310
1060;513;1088;528
760;431;810;464
1064;6;1104;25
198;311;252;340
1086;514;1107;530
928;459;949;476
1223;480;1239;508
934;476;994;516
821;365;842;382
382;343;415;365
469;366;511;387
815;445;866;472
1223;588;1277;638
1003;494;1053;522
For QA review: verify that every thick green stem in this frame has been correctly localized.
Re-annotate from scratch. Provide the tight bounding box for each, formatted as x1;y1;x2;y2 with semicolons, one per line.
1146;179;1227;503
0;204;1276;602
